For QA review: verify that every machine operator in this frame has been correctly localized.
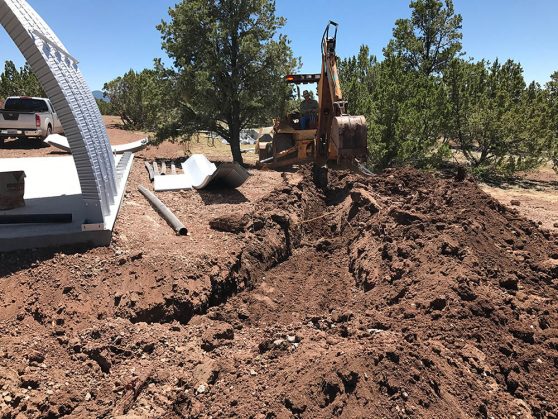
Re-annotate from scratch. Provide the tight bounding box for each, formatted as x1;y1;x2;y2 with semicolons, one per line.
299;90;318;129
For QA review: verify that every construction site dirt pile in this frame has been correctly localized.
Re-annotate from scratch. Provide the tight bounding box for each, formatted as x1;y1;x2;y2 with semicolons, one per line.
0;166;557;418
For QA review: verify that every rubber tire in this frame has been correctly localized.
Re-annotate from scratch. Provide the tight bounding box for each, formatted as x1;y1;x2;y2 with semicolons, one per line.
42;125;52;141
258;144;271;161
273;133;294;153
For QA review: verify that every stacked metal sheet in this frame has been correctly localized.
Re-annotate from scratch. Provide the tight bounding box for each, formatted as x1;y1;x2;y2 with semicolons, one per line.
152;155;250;192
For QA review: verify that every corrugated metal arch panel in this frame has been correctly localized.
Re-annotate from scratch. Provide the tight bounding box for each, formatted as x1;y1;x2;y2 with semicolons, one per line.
0;0;118;222
14;0;66;51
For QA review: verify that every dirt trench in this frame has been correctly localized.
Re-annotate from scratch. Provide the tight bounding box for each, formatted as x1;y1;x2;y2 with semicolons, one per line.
119;166;558;418
116;165;380;328
175;167;558;418
1;166;558;418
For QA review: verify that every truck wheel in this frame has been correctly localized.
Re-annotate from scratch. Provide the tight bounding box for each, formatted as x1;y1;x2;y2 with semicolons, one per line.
0;137;4;147
258;143;272;161
273;133;294;153
42;125;52;140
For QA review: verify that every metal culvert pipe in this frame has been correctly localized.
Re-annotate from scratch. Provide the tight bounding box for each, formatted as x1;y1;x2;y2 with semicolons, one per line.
138;185;188;236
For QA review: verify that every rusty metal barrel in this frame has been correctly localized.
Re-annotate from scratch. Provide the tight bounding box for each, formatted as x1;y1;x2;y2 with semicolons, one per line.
330;115;368;162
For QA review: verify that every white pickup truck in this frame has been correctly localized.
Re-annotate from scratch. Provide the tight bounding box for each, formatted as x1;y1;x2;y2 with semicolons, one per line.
0;96;63;145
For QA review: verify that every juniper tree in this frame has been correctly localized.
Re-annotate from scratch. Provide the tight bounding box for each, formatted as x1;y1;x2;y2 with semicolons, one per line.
157;0;297;164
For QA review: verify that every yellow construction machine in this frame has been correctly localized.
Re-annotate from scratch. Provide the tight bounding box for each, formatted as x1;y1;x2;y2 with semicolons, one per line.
256;21;368;169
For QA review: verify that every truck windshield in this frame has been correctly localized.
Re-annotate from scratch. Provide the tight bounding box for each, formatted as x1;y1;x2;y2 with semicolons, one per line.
4;98;49;113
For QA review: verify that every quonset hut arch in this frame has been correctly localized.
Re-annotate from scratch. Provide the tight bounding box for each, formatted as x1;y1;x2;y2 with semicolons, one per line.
0;0;117;223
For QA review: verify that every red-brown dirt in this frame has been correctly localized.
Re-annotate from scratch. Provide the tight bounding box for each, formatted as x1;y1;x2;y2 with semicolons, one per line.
1;150;557;418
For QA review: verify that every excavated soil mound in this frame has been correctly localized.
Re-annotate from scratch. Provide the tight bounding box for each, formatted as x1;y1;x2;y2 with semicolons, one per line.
1;166;557;418
196;167;558;418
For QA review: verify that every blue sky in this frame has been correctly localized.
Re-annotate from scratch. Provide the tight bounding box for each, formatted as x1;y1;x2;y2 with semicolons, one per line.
0;0;557;90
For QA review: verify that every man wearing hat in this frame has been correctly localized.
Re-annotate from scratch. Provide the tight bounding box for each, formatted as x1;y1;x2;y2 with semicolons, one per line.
300;90;318;129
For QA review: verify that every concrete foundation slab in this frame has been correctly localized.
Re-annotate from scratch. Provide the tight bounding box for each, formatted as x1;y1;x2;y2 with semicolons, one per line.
0;153;133;252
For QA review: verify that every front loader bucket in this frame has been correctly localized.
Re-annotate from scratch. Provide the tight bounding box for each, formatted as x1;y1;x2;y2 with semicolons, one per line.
330;115;368;162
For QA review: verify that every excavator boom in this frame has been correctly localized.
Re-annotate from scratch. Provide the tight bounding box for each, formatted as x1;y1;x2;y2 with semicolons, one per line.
316;21;368;165
255;21;367;170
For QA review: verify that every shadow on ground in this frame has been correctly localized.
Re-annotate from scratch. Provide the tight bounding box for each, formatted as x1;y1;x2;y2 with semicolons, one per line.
0;137;49;150
483;175;558;191
106;121;126;130
198;186;248;205
0;244;92;277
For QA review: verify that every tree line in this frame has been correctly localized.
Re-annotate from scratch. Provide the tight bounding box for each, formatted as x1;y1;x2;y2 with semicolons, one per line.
2;0;556;175
103;0;297;163
0;60;45;103
0;60;117;115
339;0;558;176
101;0;557;174
0;0;297;165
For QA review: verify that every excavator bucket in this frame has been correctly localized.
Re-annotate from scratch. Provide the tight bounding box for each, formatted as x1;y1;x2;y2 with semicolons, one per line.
330;115;368;162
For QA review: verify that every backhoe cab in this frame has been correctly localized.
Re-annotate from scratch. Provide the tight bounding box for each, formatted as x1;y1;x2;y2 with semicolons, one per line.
256;21;368;169
256;74;319;168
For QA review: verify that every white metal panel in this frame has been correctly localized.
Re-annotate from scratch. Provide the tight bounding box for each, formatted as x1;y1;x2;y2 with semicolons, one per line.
181;154;217;189
112;138;149;154
152;155;250;191
45;135;149;155
153;175;193;192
